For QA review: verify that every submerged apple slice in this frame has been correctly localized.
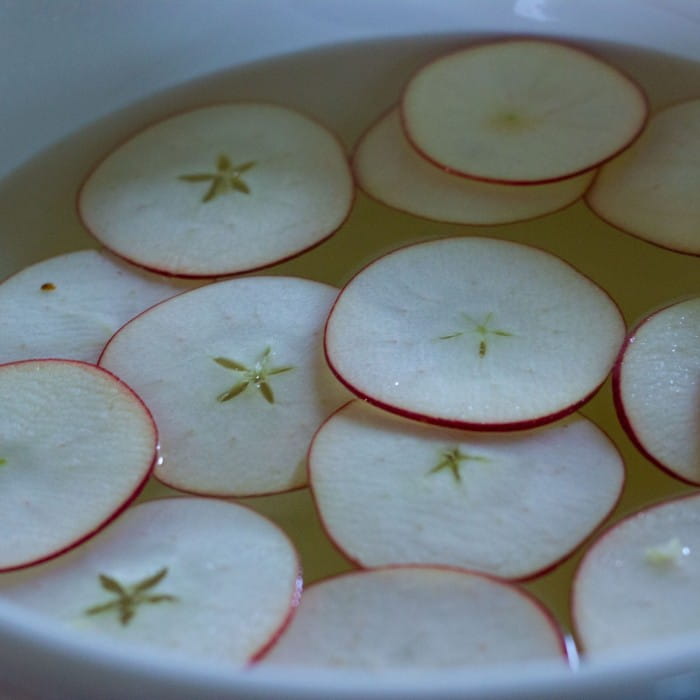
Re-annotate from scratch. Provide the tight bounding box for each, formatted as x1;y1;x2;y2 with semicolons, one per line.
0;360;156;571
353;108;595;224
586;99;700;255
99;276;350;496
0;497;301;667
263;566;566;668
401;39;647;184
309;401;624;580
613;297;700;484
325;237;625;430
79;102;354;277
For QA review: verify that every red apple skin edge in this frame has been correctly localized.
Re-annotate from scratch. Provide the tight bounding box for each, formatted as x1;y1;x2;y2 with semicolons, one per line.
398;36;650;186
305;399;627;584
75;100;356;280
0;358;158;573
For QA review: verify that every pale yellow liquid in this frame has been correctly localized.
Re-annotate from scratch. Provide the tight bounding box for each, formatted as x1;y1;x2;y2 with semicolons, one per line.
1;35;698;641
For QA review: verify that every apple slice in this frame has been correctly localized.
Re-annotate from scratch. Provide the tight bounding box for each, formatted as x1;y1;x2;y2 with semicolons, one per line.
0;497;301;667
586;99;700;255
353;108;595;225
0;359;156;572
401;39;647;184
0;248;204;364
99;276;350;496
78;102;354;277
572;492;700;656
262;566;566;668
308;400;624;580
324;236;626;431
613;297;700;484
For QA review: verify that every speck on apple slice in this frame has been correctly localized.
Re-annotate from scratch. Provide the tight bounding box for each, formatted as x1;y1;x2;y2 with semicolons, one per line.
353;108;595;225
78;102;354;277
99;276;350;496
0;360;156;572
401;39;647;184
325;236;626;430
0;497;301;667
262;566;566;669
613;297;700;484
309;400;624;580
586;99;700;255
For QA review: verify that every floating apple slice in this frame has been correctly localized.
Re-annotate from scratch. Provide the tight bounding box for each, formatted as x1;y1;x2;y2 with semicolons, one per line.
99;276;350;496
613;297;700;484
0;497;301;667
572;492;700;656
586;99;700;255
401;39;647;184
263;566;566;668
78;102;354;277
0;360;156;572
353;108;595;224
325;237;625;430
308;400;624;580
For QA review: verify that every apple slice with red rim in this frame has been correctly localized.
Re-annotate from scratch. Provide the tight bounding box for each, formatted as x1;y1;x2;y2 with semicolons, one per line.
324;236;626;431
0;497;302;667
78;102;354;277
0;359;156;572
613;297;700;484
308;400;624;580
401;38;648;184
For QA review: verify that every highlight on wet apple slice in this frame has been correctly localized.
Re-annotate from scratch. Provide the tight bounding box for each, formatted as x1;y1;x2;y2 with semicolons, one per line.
308;400;624;580
262;566;567;668
613;297;700;484
78;102;354;277
0;249;204;364
324;237;626;430
0;497;301;667
401;39;647;184
0;360;156;572
353;108;595;225
99;276;350;496
586;99;700;255
572;492;700;657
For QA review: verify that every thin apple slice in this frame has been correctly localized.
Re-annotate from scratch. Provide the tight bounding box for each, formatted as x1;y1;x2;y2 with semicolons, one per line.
99;276;350;496
353;108;595;224
401;39;647;184
586;99;700;255
324;236;625;430
262;566;566;668
0;359;156;572
308;400;624;580
0;497;301;667
572;492;700;657
78;102;354;277
613;297;700;484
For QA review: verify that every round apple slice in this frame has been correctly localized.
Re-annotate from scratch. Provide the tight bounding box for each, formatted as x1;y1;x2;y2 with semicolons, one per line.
586;99;700;255
263;566;566;668
353;108;595;225
99;276;350;496
401;39;647;184
613;297;700;484
325;236;626;431
78;102;354;277
308;401;624;580
0;360;156;572
0;497;301;667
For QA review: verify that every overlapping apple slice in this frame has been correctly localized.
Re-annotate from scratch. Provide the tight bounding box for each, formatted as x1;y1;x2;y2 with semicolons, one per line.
325;236;625;430
0;497;301;667
263;566;566;668
78;102;354;277
0;360;156;572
